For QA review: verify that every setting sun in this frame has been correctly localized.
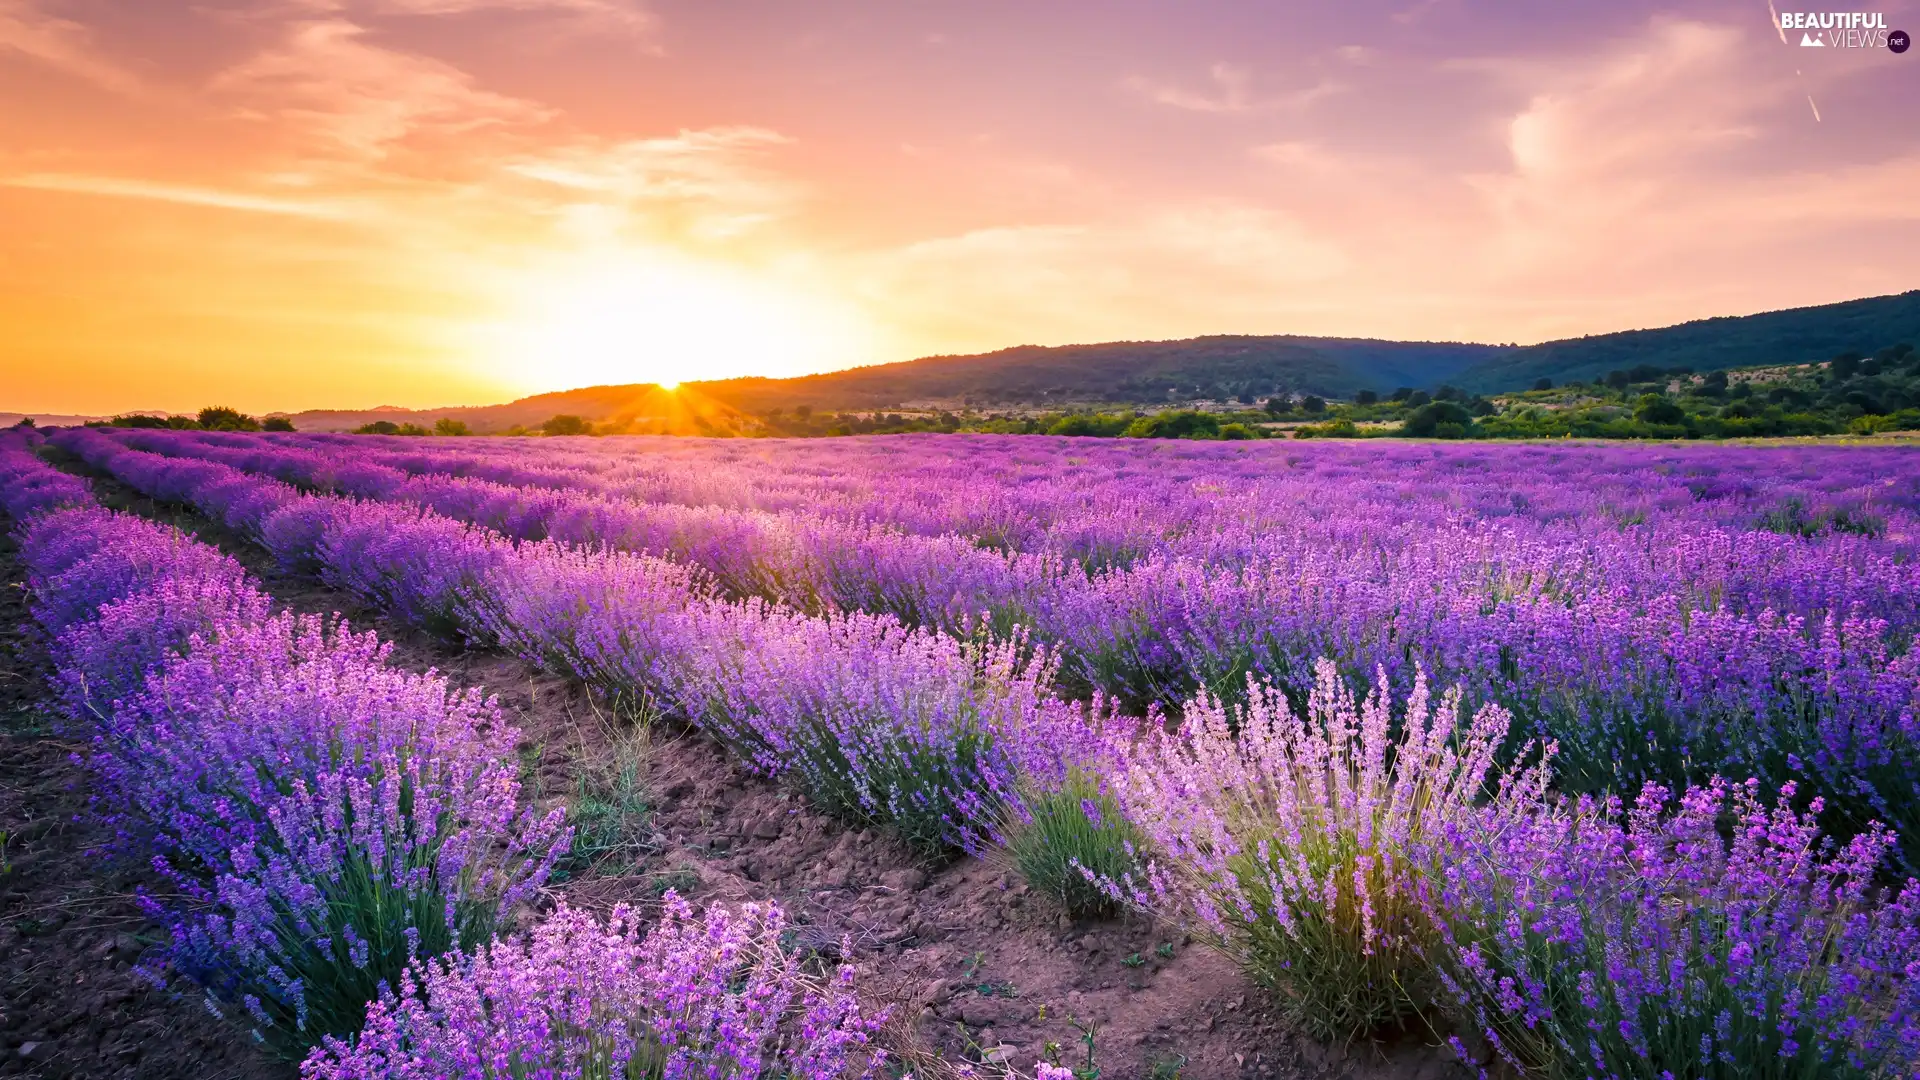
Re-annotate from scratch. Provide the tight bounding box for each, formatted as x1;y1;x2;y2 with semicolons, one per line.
475;251;879;395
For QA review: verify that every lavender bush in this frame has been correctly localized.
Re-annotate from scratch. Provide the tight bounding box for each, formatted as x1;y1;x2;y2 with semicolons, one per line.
105;613;568;1055
1098;661;1553;1040
301;895;886;1080
1430;778;1920;1079
3;476;569;1058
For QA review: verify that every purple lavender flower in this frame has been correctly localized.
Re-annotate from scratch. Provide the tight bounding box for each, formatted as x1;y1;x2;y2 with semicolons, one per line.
301;895;886;1080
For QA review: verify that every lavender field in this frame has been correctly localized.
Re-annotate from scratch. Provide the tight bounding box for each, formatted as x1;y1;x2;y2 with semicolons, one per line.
5;425;1920;1078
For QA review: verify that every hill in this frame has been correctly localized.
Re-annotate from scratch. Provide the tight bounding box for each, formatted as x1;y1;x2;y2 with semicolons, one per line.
1452;291;1920;393
229;290;1920;432
691;336;1503;412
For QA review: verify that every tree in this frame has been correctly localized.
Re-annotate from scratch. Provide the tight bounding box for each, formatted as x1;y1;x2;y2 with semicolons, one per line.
542;414;590;436
1698;371;1729;398
1830;351;1863;380
1264;397;1290;416
1390;387;1415;402
794;405;813;421
1401;401;1472;438
1300;395;1326;415
198;406;260;431
1532;378;1554;391
111;414;173;429
1606;370;1632;390
354;420;401;435
1123;410;1221;439
1633;394;1686;425
1435;385;1463;402
433;418;470;436
262;417;296;432
1405;390;1432;408
1355;390;1379;406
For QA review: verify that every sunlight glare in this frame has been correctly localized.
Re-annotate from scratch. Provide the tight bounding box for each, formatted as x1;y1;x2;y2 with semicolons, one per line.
483;252;876;393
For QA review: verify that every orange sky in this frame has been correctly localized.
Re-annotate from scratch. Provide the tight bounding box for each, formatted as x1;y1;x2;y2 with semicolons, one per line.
2;0;1917;414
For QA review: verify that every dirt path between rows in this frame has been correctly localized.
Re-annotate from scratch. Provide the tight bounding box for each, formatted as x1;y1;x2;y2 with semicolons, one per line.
32;450;1470;1080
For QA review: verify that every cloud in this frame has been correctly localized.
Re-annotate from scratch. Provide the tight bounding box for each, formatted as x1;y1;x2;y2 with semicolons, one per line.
2;173;364;218
1126;62;1342;114
509;128;792;200
211;18;556;161
860;203;1350;349
0;0;139;92
264;0;652;34
500;127;802;245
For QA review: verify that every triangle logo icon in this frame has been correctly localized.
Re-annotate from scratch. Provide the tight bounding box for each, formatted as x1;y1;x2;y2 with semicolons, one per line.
1801;31;1825;45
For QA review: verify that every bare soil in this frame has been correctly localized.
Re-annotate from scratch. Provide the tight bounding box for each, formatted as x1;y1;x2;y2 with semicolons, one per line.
23;454;1476;1080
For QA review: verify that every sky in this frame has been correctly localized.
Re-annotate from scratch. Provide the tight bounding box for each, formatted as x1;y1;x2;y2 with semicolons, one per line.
1;0;1916;414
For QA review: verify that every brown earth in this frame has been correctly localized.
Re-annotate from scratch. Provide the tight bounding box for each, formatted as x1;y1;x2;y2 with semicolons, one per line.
20;453;1478;1080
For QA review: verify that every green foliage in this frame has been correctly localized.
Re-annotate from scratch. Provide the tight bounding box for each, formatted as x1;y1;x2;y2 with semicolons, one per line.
1122;410;1221;439
541;414;591;436
552;722;654;881
1633;394;1686;425
1292;419;1362;439
1047;412;1134;437
353;420;400;435
111;414;176;429
262;417;296;432
1401;400;1474;437
432;418;470;436
1452;290;1920;392
1756;498;1887;540
196;406;261;432
1001;768;1143;918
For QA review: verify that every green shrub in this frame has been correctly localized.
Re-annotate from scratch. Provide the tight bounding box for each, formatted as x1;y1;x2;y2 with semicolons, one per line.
542;414;591;436
1400;401;1472;437
197;406;261;432
1001;767;1142;918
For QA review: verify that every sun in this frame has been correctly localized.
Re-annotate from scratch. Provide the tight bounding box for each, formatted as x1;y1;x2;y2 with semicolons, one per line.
481;251;876;392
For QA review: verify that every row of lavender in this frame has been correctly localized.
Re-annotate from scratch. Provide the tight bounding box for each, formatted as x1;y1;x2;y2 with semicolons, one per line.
219;430;1920;624
86;427;1920;869
0;434;885;1075
281;432;1920;565
19;430;1920;1075
49;425;1084;853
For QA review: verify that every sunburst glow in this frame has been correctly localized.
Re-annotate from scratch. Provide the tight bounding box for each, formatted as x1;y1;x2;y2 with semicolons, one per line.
480;252;878;393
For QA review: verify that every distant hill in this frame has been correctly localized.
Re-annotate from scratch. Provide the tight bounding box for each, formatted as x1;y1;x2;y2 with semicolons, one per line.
1452;291;1920;393
691;336;1504;411
209;289;1920;432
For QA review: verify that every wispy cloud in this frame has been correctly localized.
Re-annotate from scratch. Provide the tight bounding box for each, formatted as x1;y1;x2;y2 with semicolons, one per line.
372;0;651;33
211;19;555;161
265;0;652;34
0;0;139;92
2;173;362;219
1126;63;1342;114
